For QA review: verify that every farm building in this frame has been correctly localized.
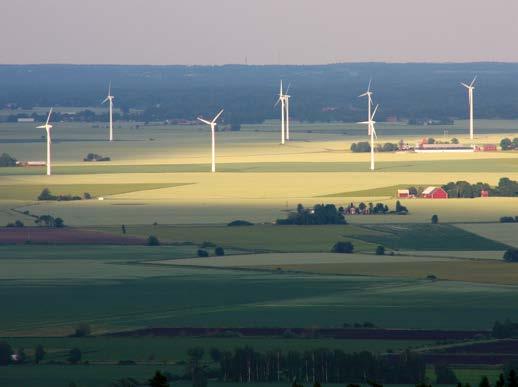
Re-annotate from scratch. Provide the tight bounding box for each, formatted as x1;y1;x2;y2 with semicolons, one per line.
415;143;474;153
481;190;489;197
421;186;448;199
397;189;410;198
474;144;497;152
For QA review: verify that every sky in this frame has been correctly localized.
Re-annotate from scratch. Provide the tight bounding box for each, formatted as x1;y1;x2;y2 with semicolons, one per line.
1;0;517;65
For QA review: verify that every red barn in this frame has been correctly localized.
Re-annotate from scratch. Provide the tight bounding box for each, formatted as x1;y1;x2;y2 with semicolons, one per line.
421;186;448;199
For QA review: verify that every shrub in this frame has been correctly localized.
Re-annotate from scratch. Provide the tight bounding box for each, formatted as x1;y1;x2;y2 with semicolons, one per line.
147;235;160;246
67;348;82;364
197;249;209;257
503;249;518;263
227;220;254;226
332;241;354;254
54;218;64;228
431;214;438;224
375;245;385;255
83;192;92;200
73;323;91;337
38;188;56;201
0;153;17;167
215;246;225;256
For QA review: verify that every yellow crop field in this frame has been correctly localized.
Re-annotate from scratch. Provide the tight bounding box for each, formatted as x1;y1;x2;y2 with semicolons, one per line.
457;223;518;248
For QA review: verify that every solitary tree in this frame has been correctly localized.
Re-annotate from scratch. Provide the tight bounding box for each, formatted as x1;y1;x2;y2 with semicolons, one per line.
34;344;46;364
147;235;160;246
431;214;439;224
148;371;169;387
67;348;82;364
376;246;385;255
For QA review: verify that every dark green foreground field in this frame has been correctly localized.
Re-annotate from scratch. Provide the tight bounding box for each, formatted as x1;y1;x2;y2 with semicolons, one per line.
0;223;516;386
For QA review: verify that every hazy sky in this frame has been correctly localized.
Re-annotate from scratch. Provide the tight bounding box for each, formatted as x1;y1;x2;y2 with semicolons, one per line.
1;0;517;65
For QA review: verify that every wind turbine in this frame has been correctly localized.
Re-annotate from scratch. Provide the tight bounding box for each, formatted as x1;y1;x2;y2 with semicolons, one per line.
284;83;292;141
102;82;115;141
197;109;224;173
460;76;476;140
275;81;287;144
36;108;53;176
359;104;379;171
359;80;373;135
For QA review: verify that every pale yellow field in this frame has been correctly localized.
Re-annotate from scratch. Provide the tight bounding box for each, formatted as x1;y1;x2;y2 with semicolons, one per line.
457;223;518;248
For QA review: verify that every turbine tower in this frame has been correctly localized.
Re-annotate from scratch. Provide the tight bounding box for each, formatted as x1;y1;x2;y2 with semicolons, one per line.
461;76;476;140
359;104;379;171
102;82;115;141
275;81;288;144
197;109;224;173
37;108;53;176
359;80;373;135
284;83;291;141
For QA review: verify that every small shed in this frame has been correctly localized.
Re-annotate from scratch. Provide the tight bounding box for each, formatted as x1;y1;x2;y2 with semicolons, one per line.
397;189;410;198
421;186;448;199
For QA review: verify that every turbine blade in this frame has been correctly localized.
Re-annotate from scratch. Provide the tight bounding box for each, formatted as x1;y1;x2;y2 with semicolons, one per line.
197;117;211;125
371;104;379;119
470;76;477;87
280;80;283;96
358;92;367;98
372;126;378;139
212;109;224;123
45;108;53;126
108;81;112;95
367;78;372;92
36;125;45;129
285;83;291;95
102;97;109;104
461;82;470;88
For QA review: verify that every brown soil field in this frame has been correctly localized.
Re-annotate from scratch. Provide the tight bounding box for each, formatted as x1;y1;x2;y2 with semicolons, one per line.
0;227;146;245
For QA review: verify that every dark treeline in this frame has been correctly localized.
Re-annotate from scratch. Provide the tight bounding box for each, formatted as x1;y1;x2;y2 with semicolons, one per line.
276;204;346;225
3;63;518;123
209;347;425;384
442;177;518;198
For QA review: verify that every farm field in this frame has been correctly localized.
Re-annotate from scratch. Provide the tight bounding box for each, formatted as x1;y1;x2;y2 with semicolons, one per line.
1;119;518;386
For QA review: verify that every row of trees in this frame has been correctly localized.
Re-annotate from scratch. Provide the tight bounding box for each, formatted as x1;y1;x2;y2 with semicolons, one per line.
207;347;425;384
38;188;91;201
442;177;518;198
277;204;347;225
350;142;399;153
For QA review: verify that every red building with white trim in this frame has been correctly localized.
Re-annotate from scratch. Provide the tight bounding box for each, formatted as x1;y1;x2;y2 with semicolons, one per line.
421;186;449;199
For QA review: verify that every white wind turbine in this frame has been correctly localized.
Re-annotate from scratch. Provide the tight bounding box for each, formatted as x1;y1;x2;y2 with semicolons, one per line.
102;82;115;141
197;109;224;173
359;80;373;135
274;81;289;144
36;108;53;176
359;104;379;171
460;76;476;140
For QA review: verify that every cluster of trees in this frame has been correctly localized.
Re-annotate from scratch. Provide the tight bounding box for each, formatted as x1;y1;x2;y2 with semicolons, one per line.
205;347;425;384
38;188;91;201
277;204;346;225
500;216;518;223
343;201;407;215
34;214;64;228
442;178;518;198
332;241;354;253
0;153;17;167
503;249;518;263
197;246;225;257
0;342;46;365
83;153;111;162
6;220;24;228
350;142;399;153
500;138;518;151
